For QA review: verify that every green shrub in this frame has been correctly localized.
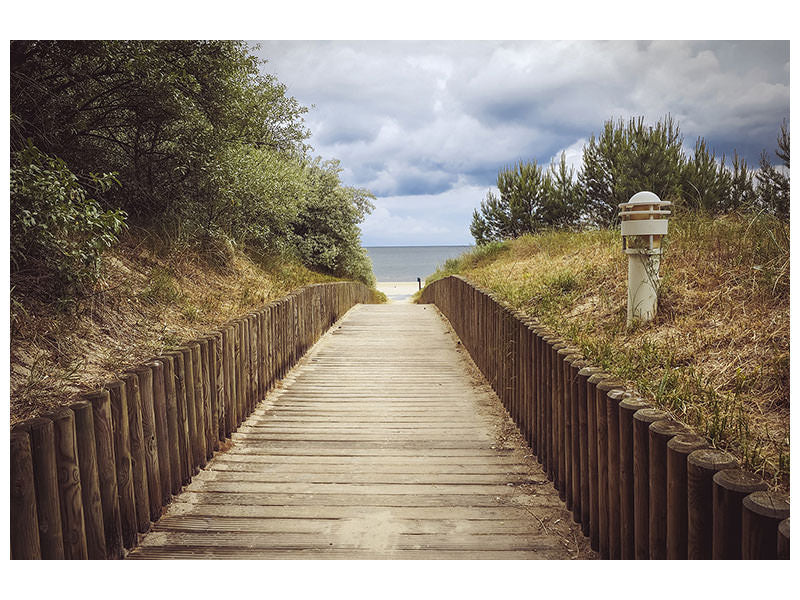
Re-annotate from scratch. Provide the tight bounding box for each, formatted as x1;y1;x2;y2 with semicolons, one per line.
10;144;126;300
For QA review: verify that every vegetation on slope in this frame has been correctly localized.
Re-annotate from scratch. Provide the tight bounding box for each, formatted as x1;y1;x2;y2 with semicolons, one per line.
10;233;383;425
10;41;382;423
427;211;789;488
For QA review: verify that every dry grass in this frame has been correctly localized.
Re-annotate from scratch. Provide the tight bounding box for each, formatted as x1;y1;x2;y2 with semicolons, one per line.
427;212;790;489
9;232;357;425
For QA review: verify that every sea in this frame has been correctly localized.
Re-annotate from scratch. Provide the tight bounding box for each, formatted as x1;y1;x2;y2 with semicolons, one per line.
365;246;473;282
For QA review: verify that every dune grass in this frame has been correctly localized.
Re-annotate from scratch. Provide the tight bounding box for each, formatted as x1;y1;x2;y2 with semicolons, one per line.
426;211;790;488
10;232;382;424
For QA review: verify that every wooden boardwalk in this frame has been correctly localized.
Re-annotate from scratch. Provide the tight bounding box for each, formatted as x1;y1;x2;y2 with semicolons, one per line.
129;304;592;559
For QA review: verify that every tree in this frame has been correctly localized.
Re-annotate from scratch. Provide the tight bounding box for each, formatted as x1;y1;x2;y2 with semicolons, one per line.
756;121;790;219
579;116;684;226
11;40;377;288
290;159;376;285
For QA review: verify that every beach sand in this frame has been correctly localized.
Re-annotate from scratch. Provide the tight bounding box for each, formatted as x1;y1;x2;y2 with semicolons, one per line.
376;281;422;303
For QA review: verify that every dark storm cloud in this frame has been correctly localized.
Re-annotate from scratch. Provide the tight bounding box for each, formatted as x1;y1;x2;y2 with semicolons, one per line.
252;40;789;245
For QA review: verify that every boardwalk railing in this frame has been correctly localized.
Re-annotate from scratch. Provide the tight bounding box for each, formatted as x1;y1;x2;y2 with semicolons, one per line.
420;275;789;560
10;282;375;559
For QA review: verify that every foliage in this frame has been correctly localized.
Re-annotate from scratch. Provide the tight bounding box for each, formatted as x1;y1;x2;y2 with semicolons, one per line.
470;153;583;245
755;121;790;219
290;159;376;286
10;40;376;291
580;116;684;226
472;114;789;245
10;143;127;300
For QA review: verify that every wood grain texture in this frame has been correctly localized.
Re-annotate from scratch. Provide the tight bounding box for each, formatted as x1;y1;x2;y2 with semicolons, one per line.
121;372;151;534
130;304;592;560
10;430;41;559
49;407;88;559
133;366;163;521
106;379;138;548
84;390;123;559
147;360;172;507
13;417;64;558
69;401;106;559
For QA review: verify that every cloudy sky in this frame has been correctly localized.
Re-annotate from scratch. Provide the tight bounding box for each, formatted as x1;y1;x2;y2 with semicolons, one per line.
253;41;789;246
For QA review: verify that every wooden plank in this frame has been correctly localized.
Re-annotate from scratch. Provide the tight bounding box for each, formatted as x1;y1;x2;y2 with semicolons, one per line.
132;303;591;560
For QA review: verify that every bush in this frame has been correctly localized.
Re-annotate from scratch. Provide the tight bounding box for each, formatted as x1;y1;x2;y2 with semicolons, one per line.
10;144;126;299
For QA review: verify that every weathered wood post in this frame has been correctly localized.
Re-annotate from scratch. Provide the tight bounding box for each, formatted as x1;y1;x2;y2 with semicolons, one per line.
10;430;41;559
130;366;162;521
69;400;106;559
157;353;185;492
712;468;767;559
777;519;790;559
599;381;626;560
14;417;64;558
84;390;123;559
120;372;150;534
563;350;583;513
741;491;790;559
595;376;624;559
631;407;668;559
648;419;687;559
686;448;737;559
49;407;88;559
622;398;647;560
147;360;172;506
577;366;602;537
105;379;138;549
586;371;608;552
665;433;707;559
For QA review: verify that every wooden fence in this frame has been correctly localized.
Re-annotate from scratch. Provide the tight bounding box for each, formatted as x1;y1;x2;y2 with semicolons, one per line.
10;282;375;559
420;275;789;560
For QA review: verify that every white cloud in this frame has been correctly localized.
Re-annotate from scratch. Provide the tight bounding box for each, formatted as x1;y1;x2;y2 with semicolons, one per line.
252;41;789;244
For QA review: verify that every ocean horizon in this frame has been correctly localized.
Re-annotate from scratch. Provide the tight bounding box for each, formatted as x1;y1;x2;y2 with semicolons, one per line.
365;245;473;282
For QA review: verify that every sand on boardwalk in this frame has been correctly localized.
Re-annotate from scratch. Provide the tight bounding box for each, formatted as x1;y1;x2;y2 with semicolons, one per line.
376;281;422;303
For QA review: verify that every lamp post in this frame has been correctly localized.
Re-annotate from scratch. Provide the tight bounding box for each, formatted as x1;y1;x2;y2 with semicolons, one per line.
619;191;671;325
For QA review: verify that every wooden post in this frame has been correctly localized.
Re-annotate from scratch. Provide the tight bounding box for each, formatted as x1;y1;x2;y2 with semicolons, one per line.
551;340;567;494
777;519;789;560
222;325;235;437
647;419;687;560
686;448;737;559
632;407;668;559
210;333;223;446
198;338;213;457
604;386;627;560
147;360;172;506
569;358;589;525
84;390;123;559
105;379;138;549
595;376;624;559
577;365;602;537
189;343;207;468
120;372;150;534
586;371;608;552
556;345;576;503
158;353;186;491
741;491;790;560
49;407;88;559
10;430;41;559
68;401;106;559
563;350;583;513
13;417;64;558
666;433;708;559
130;366;162;521
712;468;767;559
179;346;199;473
